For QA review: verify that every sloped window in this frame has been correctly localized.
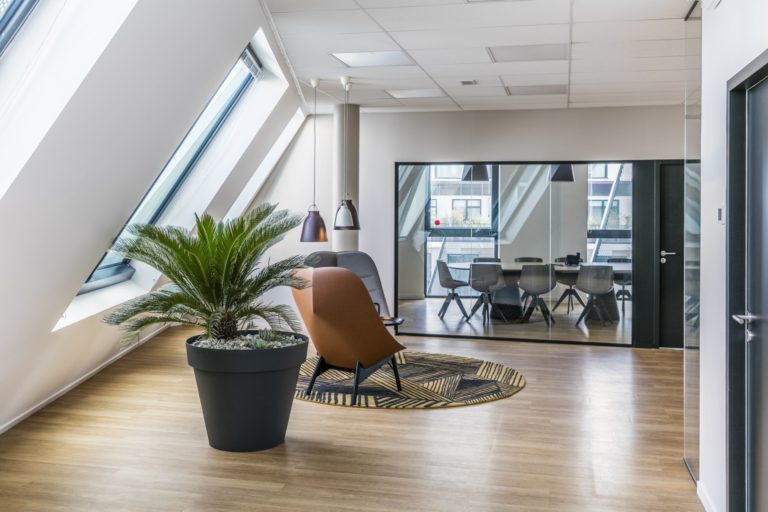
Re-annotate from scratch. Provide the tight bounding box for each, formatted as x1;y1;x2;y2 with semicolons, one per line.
79;47;262;295
0;0;37;57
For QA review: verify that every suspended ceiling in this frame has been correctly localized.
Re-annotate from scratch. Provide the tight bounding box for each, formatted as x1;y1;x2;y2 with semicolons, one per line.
264;0;701;112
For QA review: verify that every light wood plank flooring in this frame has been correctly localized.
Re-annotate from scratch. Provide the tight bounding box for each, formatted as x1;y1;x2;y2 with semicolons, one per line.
398;298;632;344
0;327;700;511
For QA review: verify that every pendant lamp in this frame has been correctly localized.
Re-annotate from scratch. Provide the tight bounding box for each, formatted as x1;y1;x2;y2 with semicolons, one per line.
334;77;360;230
300;79;328;242
550;163;575;182
461;164;489;182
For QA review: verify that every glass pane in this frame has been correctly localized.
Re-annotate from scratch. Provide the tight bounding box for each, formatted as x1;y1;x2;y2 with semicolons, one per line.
683;2;702;480
83;55;257;284
396;161;632;345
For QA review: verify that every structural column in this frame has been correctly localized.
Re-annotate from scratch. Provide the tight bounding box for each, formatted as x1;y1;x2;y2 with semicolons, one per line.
332;102;359;251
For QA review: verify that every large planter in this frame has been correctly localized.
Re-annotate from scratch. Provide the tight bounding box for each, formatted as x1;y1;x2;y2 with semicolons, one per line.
185;331;309;452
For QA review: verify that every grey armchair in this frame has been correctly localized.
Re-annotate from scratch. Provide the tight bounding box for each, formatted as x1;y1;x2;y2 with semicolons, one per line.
468;263;508;325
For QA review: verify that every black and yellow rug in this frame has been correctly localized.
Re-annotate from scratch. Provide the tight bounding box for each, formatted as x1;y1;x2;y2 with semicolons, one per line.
294;352;526;408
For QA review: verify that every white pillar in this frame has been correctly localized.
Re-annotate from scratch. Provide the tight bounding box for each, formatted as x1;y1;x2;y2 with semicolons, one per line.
332;102;359;251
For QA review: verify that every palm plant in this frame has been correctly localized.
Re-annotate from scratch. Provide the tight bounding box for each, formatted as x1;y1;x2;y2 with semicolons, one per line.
105;203;306;341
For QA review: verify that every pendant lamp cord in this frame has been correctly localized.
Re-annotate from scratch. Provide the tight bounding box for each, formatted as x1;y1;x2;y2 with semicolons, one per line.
312;83;317;206
343;84;348;199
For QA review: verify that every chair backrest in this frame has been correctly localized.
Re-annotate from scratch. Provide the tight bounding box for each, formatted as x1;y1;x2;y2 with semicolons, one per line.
607;257;631;263
515;256;543;263
518;264;556;295
437;260;457;288
470;263;503;292
305;250;390;316
292;268;405;370
304;251;338;268
576;265;614;295
473;257;501;263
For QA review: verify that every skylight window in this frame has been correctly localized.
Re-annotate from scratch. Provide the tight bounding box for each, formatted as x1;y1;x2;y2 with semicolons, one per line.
0;0;38;57
79;47;263;295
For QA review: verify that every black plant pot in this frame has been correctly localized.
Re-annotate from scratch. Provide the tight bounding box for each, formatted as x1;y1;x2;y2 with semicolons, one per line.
185;331;308;452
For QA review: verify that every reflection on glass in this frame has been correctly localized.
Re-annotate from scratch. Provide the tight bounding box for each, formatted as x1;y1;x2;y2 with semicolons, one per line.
396;162;633;345
683;2;701;481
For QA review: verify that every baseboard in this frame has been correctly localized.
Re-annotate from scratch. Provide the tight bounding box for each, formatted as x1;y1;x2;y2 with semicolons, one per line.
697;481;719;512
0;326;167;435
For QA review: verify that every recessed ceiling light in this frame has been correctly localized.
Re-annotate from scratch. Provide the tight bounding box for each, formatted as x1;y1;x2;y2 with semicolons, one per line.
387;89;445;99
489;44;569;63
505;84;569;96
332;51;414;68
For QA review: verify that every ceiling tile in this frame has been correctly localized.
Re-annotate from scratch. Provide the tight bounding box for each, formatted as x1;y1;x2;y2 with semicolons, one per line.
570;91;685;104
571;39;687;60
571;56;688;73
443;86;508;97
434;76;503;88
572;0;692;23
500;73;569;86
357;0;464;6
272;10;381;36
408;47;492;65
569;81;686;94
570;69;688;84
367;0;571;32
267;0;358;13
489;44;569;62
424;60;569;77
390;24;570;50
281;33;398;55
573;19;687;42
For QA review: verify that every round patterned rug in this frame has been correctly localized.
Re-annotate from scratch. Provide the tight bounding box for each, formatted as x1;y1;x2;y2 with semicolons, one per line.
294;351;526;408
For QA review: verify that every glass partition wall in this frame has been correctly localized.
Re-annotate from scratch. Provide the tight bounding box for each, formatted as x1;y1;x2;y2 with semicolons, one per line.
397;162;633;344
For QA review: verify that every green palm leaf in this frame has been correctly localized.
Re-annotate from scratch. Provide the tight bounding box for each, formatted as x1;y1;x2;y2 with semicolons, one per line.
105;203;305;341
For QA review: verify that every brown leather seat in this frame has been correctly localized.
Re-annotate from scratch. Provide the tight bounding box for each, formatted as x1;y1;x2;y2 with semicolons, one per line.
292;267;405;404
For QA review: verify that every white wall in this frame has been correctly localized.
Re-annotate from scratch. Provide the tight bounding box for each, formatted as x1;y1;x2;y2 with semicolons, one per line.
358;106;684;310
0;0;306;433
698;2;768;511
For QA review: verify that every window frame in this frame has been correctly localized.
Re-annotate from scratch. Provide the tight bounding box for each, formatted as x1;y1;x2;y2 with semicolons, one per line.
0;0;37;57
78;47;262;295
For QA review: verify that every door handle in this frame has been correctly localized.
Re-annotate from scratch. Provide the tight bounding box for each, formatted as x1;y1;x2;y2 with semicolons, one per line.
660;250;677;256
732;313;760;325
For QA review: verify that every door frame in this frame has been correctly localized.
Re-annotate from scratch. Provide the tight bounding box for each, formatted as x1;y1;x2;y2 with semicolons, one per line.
726;47;768;512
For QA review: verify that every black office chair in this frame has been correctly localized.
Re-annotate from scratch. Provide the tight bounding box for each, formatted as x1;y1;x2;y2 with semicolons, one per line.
468;263;507;325
518;265;557;325
607;257;632;317
575;266;615;326
436;260;469;320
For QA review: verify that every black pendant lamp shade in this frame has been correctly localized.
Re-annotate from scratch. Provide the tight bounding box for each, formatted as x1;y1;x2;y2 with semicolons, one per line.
462;164;489;181
301;79;328;242
550;163;575;182
301;207;327;242
334;77;360;231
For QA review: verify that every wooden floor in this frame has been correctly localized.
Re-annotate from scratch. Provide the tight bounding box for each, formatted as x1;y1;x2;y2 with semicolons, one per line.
398;297;632;344
0;327;700;511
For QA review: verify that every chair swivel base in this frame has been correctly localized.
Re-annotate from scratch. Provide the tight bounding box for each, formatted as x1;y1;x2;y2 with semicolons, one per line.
438;291;469;319
552;287;586;314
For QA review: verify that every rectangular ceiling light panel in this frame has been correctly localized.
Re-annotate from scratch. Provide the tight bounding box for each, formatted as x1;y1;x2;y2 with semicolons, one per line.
489;43;569;62
332;50;415;67
387;88;445;98
505;84;568;95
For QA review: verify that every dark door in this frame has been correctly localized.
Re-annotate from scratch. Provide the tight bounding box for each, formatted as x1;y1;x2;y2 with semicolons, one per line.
659;163;685;348
743;76;768;511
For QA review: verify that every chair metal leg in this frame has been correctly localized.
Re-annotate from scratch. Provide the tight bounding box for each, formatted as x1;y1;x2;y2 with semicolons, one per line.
306;355;328;396
552;288;570;312
468;296;483;320
490;295;508;323
539;298;555;326
438;292;452;319
576;296;594;326
389;356;402;391
352;362;362;406
455;294;469;319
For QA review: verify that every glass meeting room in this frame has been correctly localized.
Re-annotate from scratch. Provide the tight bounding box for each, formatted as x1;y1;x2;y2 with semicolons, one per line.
396;162;634;344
